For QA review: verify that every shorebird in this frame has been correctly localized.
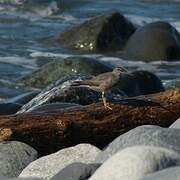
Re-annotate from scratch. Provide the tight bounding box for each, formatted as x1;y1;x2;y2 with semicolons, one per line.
71;66;129;110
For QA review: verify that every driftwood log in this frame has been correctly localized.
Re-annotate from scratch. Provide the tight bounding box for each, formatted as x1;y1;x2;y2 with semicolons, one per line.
0;89;179;155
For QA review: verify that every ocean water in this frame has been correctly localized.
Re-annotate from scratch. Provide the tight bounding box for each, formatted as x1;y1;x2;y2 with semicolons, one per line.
0;0;180;100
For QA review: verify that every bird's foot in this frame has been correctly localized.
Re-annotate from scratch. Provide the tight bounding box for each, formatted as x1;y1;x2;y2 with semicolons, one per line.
104;103;112;110
102;95;112;110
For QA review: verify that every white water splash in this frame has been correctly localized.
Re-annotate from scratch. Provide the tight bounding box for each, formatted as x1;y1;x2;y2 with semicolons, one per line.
29;49;103;59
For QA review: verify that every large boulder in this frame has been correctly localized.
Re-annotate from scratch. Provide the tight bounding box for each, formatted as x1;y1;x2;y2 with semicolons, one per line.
57;12;136;52
90;146;180;180
19;144;101;180
18;57;113;89
51;163;100;180
95;125;180;163
132;70;164;95
169;117;180;129
113;72;140;97
0;141;38;178
141;167;180;180
125;21;180;61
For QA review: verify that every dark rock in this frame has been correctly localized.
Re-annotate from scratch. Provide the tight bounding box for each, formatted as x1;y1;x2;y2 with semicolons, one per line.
141;167;180;180
132;70;165;95
125;21;180;61
57;12;136;52
30;102;82;113
169;117;180;129
18;57;113;88
95;125;180;163
19;144;101;180
115;73;140;97
52;163;100;180
17;75;104;113
0;103;22;115
17;74;137;113
0;141;38;178
90;146;180;180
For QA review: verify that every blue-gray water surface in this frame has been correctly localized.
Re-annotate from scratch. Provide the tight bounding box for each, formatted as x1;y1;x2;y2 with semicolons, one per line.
0;0;180;100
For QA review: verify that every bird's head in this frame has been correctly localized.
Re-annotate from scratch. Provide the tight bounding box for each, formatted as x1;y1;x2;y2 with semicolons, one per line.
113;66;128;75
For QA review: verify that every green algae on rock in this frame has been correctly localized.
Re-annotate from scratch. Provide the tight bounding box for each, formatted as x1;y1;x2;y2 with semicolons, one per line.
18;57;113;89
57;12;136;52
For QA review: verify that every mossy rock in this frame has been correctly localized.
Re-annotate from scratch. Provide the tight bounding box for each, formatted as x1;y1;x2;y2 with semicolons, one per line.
57;12;136;52
18;57;113;89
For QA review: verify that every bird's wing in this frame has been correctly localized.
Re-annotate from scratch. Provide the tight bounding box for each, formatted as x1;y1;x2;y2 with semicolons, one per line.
71;72;119;89
92;72;113;82
98;73;119;90
71;79;99;87
71;72;112;87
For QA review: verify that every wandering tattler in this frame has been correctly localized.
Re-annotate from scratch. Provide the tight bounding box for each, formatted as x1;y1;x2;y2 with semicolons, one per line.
71;66;129;110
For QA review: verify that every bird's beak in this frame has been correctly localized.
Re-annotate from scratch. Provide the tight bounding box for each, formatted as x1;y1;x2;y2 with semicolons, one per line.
117;67;128;73
121;71;129;75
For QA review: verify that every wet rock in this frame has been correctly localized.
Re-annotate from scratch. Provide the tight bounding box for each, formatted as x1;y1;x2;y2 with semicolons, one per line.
18;57;113;89
0;141;38;178
17;74;135;114
19;144;101;180
51;163;100;180
17;75;102;113
57;12;136;52
125;21;180;61
115;73;140;97
30;102;82;113
132;70;164;95
169;117;180;129
0;102;22;115
90;146;180;180
95;125;180;163
141;167;180;180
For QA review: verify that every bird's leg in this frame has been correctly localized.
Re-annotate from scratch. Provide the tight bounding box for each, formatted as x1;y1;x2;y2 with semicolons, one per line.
102;91;112;110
